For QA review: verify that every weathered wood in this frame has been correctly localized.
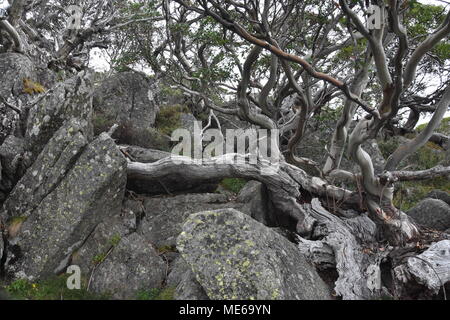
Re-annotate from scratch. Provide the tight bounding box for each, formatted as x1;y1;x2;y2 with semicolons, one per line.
298;199;386;300
406;240;450;293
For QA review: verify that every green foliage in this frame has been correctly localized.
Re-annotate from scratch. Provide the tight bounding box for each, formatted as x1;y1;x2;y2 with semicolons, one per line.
4;276;109;300
136;287;175;300
93;253;107;264
378;138;445;171
109;234;122;247
380;117;450;211
220;178;247;194
336;39;368;61
405;1;448;38
432;42;450;61
394;178;450;211
155;104;190;136
416;117;450;134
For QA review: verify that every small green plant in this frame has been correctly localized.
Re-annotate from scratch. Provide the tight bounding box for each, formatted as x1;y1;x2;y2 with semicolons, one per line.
93;253;107;264
220;178;247;194
109;234;121;247
4;276;109;300
136;288;161;300
155;104;190;136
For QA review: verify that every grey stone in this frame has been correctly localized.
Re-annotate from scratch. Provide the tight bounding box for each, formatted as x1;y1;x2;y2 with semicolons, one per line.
4;133;127;280
177;208;332;300
0;135;26;203
0;53;37;143
0;53;37;98
93;72;164;149
138;193;245;248
166;256;189;288
71;213;133;277
407;199;450;231
425;190;450;206
174;269;209;300
25;74;93;159
2;119;90;221
90;233;166;300
237;180;274;226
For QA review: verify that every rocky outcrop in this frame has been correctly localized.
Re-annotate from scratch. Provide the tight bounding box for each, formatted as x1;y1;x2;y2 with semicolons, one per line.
92;72;164;149
177;208;332;300
0;53;38;143
70;209;136;277
407;199;450;231
2;119;91;221
138;193;247;248
89;233;166;300
425;190;450;206
3;132;126;280
25;73;93;159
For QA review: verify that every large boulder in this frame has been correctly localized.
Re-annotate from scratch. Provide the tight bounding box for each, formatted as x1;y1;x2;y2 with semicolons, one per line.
70;209;135;277
425;190;450;206
138;193;246;248
4;133;127;280
406;199;450;231
25;73;93;159
89;233;166;300
92;72;165;149
1;119;91;221
177;208;332;300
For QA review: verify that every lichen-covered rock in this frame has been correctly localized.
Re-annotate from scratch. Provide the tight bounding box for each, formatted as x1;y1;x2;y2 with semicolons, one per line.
0;53;37;98
0;135;26;203
4;133;126;280
407;199;450;231
177;208;332;300
0;53;38;143
92;72;161;148
138;194;246;248
90;233;166;300
25;73;93;158
2;119;91;221
70;216;132;277
71;198;139;276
